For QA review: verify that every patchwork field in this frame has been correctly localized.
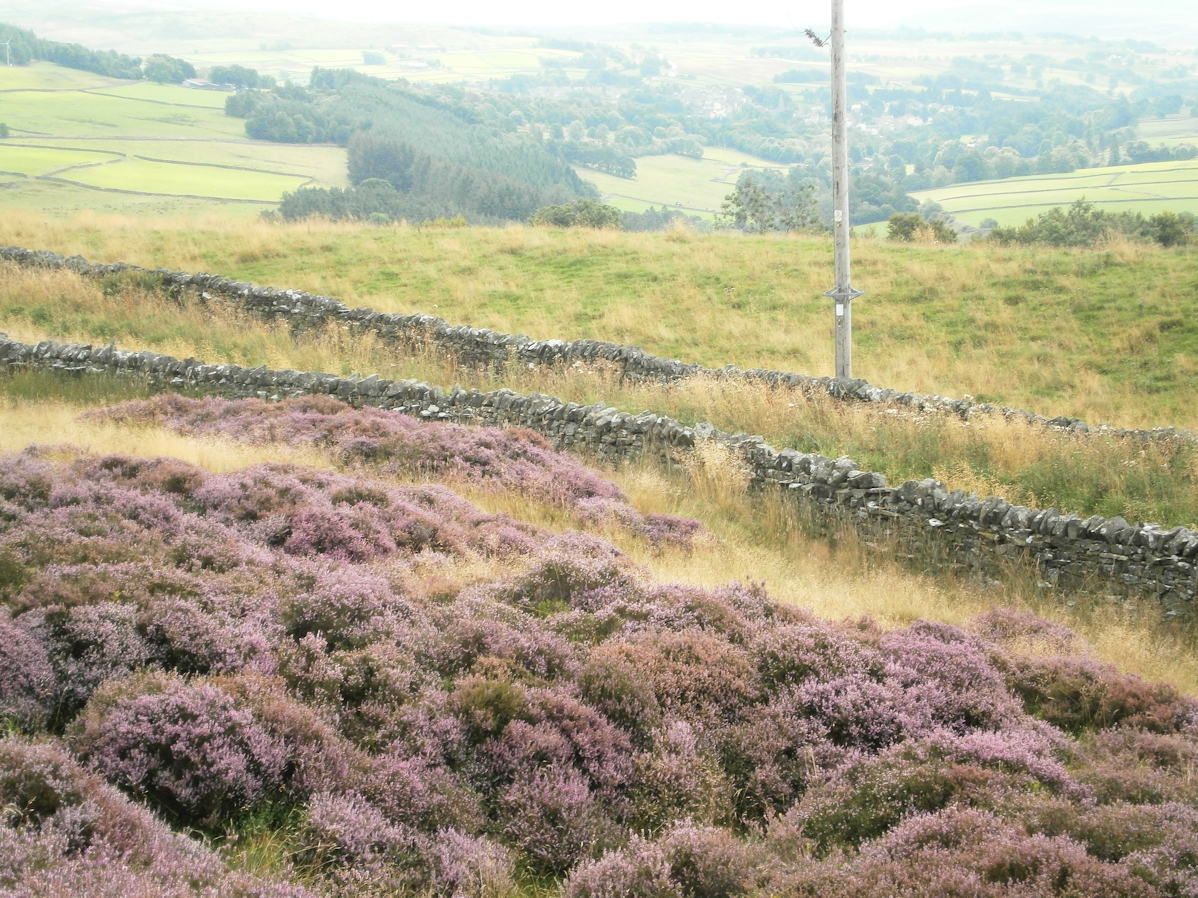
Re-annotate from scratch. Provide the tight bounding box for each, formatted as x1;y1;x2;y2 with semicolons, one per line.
912;159;1198;227
0;61;345;216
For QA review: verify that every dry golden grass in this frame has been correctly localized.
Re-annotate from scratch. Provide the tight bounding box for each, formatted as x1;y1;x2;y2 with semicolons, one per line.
4;210;1198;431
4;260;1198;527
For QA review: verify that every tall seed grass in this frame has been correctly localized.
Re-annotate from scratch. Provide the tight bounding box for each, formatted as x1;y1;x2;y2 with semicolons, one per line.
4;210;1197;428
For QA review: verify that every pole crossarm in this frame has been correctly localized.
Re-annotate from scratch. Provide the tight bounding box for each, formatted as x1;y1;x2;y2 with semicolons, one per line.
823;287;865;300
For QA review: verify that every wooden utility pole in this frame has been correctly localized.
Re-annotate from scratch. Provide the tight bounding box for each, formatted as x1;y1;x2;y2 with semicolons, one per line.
825;0;861;380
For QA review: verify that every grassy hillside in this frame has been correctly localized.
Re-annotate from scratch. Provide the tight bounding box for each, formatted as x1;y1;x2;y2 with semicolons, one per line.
576;146;787;217
5;213;1197;431
0;61;346;216
913;159;1198;228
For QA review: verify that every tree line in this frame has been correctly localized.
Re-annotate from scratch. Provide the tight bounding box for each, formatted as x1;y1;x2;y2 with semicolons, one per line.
0;22;192;83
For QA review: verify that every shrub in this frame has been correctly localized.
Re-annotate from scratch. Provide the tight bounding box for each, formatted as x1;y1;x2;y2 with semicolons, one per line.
0;617;56;732
883;620;1022;732
499;765;614;874
22;603;155;720
592;630;760;727
630;720;734;831
832;807;1155;898
0;739;313;897
999;653;1197;734
750;621;885;690
787;729;1076;853
72;673;292;825
563;825;762;898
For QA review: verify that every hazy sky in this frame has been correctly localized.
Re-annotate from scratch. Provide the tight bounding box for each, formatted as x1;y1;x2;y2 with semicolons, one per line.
121;0;1192;43
145;0;976;29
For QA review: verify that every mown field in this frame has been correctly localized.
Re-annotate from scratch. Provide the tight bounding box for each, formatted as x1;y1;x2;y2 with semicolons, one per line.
575;146;787;217
913;159;1198;227
0;61;344;216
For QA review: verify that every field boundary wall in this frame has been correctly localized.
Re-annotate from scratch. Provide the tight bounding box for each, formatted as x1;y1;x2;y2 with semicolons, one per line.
2;245;1193;444
2;332;1196;616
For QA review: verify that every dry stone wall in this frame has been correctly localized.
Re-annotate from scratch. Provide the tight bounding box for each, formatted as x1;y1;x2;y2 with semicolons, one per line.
2;245;1192;444
2;332;1196;617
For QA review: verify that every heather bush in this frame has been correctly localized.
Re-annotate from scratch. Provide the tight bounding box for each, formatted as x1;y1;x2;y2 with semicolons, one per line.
575;654;662;747
278;566;420;649
297;790;424;885
72;673;297;825
882;621;1023;732
435;614;578;682
1072;728;1198;805
425;827;518;898
750;621;886;691
563;824;764;898
562;835;677;898
94;396;704;546
821;807;1156;898
629;720;735;831
969;608;1081;653
498;764;616;874
12;562;205;613
787;728;1077;853
20;603;155;720
0;738;313;898
0;617;55;732
485;687;635;809
999;652;1198;734
5;444;1198;894
479;539;643;616
716;697;834;821
591;630;760;727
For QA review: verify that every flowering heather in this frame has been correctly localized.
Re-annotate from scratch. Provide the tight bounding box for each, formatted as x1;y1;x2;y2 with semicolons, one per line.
93;395;705;546
2;445;1198;895
0;739;314;897
0;616;56;732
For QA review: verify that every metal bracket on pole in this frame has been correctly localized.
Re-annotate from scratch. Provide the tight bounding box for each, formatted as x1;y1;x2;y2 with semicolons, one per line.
824;286;863;320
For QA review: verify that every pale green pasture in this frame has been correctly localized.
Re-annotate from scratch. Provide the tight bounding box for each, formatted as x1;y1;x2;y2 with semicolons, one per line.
0;61;121;92
577;151;784;215
1138;116;1198;147
31;139;349;187
0;91;243;139
89;82;230;109
58;156;310;201
0;176;267;218
914;159;1198;226
0;144;119;176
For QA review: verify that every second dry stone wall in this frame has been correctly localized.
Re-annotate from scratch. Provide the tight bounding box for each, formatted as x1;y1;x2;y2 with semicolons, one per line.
3;245;1192;444
2;333;1196;616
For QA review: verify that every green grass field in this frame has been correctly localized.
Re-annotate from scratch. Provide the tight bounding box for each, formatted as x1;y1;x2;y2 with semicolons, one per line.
89;81;232;109
0;61;346;215
578;147;788;216
0;144;119;176
54;156;311;201
912;160;1198;227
